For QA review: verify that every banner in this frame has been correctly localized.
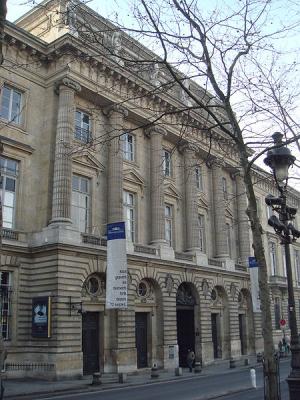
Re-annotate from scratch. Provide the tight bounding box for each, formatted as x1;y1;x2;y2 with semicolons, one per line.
106;222;127;309
248;257;261;313
32;296;52;338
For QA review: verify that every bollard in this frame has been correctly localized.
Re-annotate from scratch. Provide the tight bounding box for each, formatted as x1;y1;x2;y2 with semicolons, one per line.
250;368;257;388
194;362;202;373
92;372;102;385
175;367;182;376
151;363;159;378
229;358;236;368
118;372;127;383
256;353;263;363
244;358;249;366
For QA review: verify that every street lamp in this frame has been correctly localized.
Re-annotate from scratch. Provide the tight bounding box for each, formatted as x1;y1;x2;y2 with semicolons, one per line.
264;132;300;400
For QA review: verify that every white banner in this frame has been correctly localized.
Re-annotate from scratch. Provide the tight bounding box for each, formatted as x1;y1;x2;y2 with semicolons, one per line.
249;257;261;313
106;222;127;309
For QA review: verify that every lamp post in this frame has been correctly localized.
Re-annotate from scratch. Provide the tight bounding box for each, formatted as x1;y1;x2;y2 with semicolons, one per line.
264;132;300;400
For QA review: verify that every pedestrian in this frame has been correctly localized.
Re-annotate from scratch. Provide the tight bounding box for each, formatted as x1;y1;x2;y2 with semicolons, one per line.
278;340;283;358
187;349;195;372
286;336;290;355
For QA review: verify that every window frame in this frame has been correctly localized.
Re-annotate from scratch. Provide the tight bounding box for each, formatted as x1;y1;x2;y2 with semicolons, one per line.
198;213;206;252
75;109;91;143
0;271;12;340
222;177;228;200
123;190;136;242
164;203;173;246
195;166;204;191
226;222;232;257
0;84;23;125
122;132;135;162
269;241;277;276
71;174;91;233
295;249;300;283
163;150;172;177
0;156;18;229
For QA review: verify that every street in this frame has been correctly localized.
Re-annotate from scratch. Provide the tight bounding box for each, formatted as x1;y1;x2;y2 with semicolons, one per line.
33;361;290;400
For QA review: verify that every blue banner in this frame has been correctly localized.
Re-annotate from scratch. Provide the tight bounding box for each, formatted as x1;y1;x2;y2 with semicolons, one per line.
248;256;259;268
107;222;126;241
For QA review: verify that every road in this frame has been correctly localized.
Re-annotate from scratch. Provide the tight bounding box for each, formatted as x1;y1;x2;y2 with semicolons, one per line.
34;361;290;400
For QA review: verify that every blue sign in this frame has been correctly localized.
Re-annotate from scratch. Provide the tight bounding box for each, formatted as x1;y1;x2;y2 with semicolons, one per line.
248;257;259;268
107;222;126;241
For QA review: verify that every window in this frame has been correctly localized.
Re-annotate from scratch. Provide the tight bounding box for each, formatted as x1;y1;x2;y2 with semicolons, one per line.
222;177;228;200
0;156;18;229
121;133;135;161
195;166;203;191
163;150;172;177
266;204;274;220
198;214;206;252
226;223;232;257
71;175;90;232
165;204;173;246
274;298;281;330
269;242;277;276
123;191;135;242
0;271;12;340
295;250;300;283
75;110;91;143
0;85;22;124
282;248;287;277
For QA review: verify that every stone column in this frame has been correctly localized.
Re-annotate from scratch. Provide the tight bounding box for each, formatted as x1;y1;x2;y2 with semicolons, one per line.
236;174;251;265
182;144;199;250
212;163;228;257
50;78;81;224
104;105;128;223
146;126;167;245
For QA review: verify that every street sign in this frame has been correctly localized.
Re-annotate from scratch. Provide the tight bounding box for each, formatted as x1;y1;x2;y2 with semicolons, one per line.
280;319;286;327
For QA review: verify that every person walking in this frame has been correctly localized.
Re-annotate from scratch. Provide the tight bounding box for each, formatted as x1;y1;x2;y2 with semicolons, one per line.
187;349;195;372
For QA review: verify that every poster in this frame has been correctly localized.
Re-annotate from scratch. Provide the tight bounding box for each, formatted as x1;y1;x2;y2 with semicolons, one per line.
106;222;127;309
32;296;51;338
248;257;261;313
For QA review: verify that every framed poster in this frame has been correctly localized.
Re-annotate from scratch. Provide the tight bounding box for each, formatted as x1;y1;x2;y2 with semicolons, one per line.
32;296;51;338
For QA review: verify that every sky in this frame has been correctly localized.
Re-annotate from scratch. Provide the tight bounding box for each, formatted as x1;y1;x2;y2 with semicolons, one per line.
6;0;300;189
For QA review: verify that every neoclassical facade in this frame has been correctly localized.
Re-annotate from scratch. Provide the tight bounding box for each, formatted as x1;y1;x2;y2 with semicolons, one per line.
0;0;300;379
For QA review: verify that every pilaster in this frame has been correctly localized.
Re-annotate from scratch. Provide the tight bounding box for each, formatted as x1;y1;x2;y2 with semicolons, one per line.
236;174;251;265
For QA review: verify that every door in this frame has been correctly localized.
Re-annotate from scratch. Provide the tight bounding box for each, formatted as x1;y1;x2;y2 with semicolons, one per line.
239;314;247;355
135;312;148;368
176;309;195;367
82;312;99;375
211;313;221;359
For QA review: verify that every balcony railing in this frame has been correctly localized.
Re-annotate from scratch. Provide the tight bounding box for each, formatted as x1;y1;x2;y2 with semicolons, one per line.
269;275;287;286
1;228;19;241
208;258;224;268
134;244;157;255
235;263;247;272
82;234;107;246
74;127;91;143
175;252;194;262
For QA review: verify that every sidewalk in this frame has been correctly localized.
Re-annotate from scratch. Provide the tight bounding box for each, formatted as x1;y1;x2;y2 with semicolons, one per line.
2;355;276;400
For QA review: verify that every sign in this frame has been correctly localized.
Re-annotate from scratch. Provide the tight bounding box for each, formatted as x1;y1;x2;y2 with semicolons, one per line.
32;296;51;338
248;257;261;313
280;319;286;327
106;222;128;309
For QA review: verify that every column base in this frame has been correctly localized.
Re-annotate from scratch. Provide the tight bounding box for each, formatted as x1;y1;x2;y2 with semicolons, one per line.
230;339;241;358
163;344;179;368
214;258;235;271
110;348;137;373
186;249;208;267
29;224;81;247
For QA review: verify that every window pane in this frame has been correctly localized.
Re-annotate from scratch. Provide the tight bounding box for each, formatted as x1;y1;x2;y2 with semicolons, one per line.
72;176;79;191
3;207;13;223
5;178;16;192
6;159;18;174
80;178;88;193
4;191;14;207
0;87;10;120
12;90;21;123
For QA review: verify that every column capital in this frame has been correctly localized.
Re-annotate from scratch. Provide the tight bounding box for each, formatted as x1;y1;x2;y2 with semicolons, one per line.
178;141;198;154
145;125;167;138
103;104;128;118
56;77;81;93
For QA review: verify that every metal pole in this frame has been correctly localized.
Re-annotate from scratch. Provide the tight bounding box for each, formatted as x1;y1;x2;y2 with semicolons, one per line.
280;189;300;399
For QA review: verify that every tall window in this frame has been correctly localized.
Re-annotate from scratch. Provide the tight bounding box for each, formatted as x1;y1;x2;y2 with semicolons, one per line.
75;110;91;143
226;223;231;257
123;191;135;242
222;177;228;200
274;298;281;330
163;150;172;177
198;214;206;252
195;166;203;191
122;133;135;161
165;204;173;246
295;250;300;283
0;157;18;229
269;242;277;276
0;85;22;125
0;271;12;340
282;248;287;277
266;205;274;220
71;175;90;232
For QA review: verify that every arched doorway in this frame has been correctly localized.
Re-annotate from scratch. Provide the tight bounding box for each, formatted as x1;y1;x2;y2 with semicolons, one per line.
238;289;255;355
176;282;197;367
210;286;230;359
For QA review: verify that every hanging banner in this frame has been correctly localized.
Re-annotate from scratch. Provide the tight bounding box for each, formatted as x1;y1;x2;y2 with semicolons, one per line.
248;257;261;313
106;222;127;309
32;296;52;338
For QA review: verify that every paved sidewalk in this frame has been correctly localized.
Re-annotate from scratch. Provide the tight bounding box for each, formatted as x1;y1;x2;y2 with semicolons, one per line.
1;355;272;399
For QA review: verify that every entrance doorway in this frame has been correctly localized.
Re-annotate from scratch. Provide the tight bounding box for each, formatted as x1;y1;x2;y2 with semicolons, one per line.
135;312;148;368
239;314;247;355
211;313;221;359
177;309;195;367
82;312;99;375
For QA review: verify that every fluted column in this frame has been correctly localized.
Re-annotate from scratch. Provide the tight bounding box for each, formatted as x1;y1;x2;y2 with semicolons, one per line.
236;174;250;265
104;105;128;223
182;144;199;250
212;163;228;257
50;78;81;224
146;126;166;245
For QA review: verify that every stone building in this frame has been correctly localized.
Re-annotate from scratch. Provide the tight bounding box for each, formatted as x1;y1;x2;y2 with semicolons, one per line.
0;0;299;379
